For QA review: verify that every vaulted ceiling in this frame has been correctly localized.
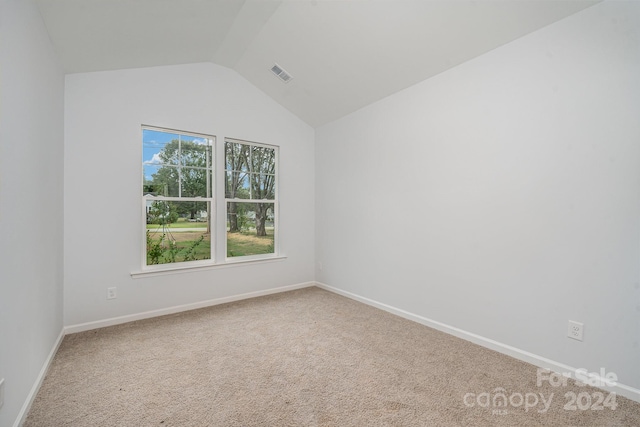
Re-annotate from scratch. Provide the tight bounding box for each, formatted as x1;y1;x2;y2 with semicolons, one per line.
36;0;599;127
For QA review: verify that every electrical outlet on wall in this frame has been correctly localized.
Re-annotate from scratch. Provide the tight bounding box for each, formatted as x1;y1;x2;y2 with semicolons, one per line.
107;287;117;300
568;320;584;341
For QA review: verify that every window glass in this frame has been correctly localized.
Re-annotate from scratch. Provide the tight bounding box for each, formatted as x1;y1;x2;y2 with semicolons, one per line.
226;202;275;258
225;139;278;259
143;127;214;267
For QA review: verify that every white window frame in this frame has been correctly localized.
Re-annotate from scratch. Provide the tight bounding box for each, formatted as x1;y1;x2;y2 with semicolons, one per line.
224;137;279;261
141;125;215;271
133;128;284;277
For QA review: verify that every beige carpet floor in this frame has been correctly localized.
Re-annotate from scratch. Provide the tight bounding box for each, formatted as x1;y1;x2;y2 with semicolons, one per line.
25;287;640;426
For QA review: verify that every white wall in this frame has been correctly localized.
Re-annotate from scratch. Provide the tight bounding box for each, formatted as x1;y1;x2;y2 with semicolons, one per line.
0;0;65;425
64;63;315;327
316;1;640;390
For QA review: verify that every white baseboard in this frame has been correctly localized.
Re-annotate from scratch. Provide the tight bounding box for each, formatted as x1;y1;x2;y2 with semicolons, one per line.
315;281;640;404
64;281;315;334
14;328;65;427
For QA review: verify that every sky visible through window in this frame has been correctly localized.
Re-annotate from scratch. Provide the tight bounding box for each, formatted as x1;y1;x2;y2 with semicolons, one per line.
142;129;209;182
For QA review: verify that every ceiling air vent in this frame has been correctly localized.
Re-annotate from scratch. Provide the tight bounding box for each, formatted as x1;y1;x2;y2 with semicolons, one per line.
270;63;293;83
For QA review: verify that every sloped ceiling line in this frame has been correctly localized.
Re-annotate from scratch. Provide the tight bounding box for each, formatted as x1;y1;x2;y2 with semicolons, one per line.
36;0;599;127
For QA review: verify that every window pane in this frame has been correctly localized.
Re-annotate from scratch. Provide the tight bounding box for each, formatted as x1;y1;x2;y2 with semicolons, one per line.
146;201;211;265
225;171;249;199
227;202;275;258
180;139;211;168
225;142;250;172
181;167;211;197
143;129;180;165
249;173;276;200
143;164;161;195
144;165;180;197
250;146;276;174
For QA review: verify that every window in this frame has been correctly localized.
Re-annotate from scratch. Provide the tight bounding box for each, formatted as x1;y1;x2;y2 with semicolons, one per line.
143;127;214;266
225;139;278;258
140;127;280;272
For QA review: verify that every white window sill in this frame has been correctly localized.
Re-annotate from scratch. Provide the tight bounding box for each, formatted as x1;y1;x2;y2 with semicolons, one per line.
131;255;287;279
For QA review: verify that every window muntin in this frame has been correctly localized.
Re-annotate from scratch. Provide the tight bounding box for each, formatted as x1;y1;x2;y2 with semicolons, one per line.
143;129;212;198
143;127;214;266
225;139;278;259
